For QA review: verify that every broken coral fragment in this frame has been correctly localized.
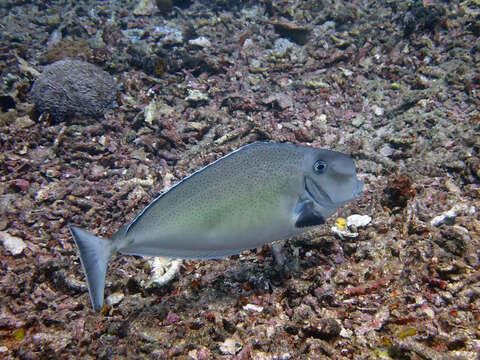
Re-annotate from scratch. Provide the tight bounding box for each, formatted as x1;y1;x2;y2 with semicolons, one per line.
346;214;372;228
185;89;209;103
141;257;181;289
430;204;471;226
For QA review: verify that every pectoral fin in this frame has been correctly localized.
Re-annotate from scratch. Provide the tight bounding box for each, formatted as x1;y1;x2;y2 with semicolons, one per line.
295;200;325;228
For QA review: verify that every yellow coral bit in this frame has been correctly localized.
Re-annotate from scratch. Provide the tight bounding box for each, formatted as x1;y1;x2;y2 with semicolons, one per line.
13;328;25;341
336;217;346;230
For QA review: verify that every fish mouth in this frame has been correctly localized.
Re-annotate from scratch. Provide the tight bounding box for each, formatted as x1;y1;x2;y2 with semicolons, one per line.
304;176;364;208
304;176;333;208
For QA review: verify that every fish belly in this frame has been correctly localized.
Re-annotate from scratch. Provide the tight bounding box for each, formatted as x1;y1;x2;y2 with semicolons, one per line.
119;195;300;259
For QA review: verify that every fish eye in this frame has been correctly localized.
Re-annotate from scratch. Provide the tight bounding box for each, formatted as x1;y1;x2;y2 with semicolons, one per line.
313;160;327;174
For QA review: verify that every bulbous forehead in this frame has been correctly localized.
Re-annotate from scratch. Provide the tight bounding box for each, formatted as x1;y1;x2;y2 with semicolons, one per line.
303;147;357;175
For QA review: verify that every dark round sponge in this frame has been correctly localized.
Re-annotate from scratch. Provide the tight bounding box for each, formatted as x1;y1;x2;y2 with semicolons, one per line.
30;59;116;119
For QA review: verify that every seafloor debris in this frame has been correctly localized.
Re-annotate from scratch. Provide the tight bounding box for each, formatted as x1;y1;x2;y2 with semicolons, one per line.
430;203;472;227
331;214;371;239
403;0;447;36
271;20;311;45
185;89;209;103
346;214;372;228
141;257;181;289
382;174;416;209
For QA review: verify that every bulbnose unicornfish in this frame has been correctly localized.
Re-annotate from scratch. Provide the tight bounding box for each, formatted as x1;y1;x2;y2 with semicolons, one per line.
69;142;364;310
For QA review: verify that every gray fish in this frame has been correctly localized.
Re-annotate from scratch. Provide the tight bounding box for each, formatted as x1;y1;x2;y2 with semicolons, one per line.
69;142;364;310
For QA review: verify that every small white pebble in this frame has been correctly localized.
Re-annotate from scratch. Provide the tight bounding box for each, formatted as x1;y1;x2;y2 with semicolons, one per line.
415;294;425;305
243;38;254;48
351;115;364;128
339;67;353;77
453;225;469;234
430;204;467;226
249;59;261;68
340;68;353;77
0;231;27;255
418;99;429;108
379;144;394;157
346;214;372;228
444;178;461;194
219;338;242;355
372;104;384;116
106;292;124;306
98;135;106;146
188;36;211;47
316;114;327;123
422;306;435;319
243;304;263;312
339;327;353;338
161;172;175;191
185;89;209;102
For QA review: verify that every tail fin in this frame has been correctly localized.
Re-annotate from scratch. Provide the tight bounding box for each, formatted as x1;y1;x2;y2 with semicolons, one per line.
69;226;115;311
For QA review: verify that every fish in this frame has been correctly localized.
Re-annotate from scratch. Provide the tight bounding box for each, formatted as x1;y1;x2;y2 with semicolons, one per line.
69;142;364;310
